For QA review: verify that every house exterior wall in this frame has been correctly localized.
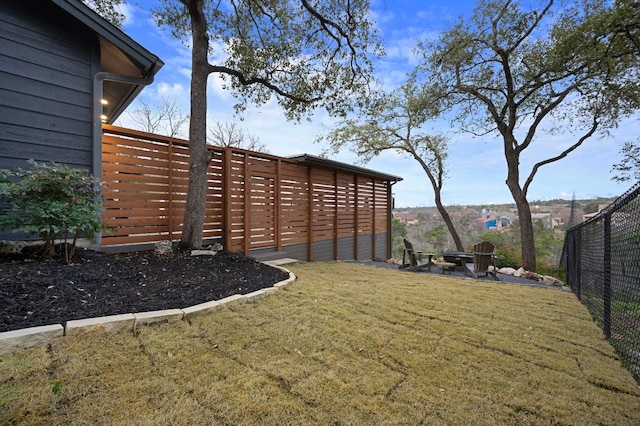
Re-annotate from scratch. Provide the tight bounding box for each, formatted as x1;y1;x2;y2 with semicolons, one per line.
0;0;98;171
0;0;100;241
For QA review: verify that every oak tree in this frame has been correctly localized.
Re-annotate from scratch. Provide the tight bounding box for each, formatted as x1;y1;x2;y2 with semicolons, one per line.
323;79;466;251
153;0;382;248
612;140;640;183
82;0;126;27
415;0;640;270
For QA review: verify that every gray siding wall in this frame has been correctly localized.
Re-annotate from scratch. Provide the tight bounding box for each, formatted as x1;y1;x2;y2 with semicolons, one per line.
0;0;97;171
312;239;335;262
358;234;373;260
249;234;388;263
249;243;309;262
283;243;309;262
375;232;388;259
0;0;99;241
337;236;355;261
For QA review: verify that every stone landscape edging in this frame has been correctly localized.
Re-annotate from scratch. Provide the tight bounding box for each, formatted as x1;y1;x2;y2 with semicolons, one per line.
0;262;296;355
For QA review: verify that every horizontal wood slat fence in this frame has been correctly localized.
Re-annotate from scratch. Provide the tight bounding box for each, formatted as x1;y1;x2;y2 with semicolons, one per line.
101;125;394;261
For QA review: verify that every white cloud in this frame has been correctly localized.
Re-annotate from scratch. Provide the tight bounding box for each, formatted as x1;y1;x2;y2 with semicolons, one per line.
155;82;186;97
117;1;136;25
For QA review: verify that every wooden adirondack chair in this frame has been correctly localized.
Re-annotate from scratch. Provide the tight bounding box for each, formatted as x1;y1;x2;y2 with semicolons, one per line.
472;241;499;280
400;238;432;272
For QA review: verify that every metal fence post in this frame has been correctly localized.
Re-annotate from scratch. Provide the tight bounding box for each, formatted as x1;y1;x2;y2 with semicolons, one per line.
603;213;611;338
562;181;640;383
575;227;582;300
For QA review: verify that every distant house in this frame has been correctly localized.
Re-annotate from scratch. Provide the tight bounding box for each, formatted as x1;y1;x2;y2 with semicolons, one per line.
482;213;499;230
0;0;164;173
394;212;419;225
582;204;609;222
481;211;512;230
531;213;560;230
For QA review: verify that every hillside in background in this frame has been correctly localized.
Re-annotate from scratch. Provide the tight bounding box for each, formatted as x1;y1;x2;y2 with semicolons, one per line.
391;196;617;264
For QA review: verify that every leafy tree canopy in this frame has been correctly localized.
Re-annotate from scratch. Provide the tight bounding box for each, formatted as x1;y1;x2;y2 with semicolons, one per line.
82;0;126;27
419;0;639;141
150;0;383;248
152;0;384;120
612;140;640;182
322;78;465;250
411;0;640;270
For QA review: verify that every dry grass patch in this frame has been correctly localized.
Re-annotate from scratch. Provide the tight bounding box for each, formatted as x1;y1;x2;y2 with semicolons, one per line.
1;261;639;425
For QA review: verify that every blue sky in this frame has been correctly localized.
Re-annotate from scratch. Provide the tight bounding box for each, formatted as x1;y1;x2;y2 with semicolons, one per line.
114;0;637;208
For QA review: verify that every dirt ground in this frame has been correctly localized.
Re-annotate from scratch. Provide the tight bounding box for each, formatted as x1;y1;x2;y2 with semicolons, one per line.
0;245;289;333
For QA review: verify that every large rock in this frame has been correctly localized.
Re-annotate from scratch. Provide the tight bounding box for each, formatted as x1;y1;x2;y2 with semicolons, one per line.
514;267;527;277
498;267;517;276
529;272;543;281
154;240;173;255
0;240;26;254
191;249;217;256
192;242;223;256
542;275;565;286
207;242;223;251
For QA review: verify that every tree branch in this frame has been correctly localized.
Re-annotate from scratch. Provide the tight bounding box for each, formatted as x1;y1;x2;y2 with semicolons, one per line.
300;0;360;76
509;1;553;54
208;64;321;103
518;85;574;154
522;115;600;195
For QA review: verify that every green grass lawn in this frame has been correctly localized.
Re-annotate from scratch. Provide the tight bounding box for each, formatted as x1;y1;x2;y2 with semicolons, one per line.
1;262;639;425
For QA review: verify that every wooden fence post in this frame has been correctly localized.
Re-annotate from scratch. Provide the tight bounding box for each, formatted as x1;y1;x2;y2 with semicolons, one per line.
307;167;314;261
371;178;376;259
244;153;251;257
168;137;174;240
275;158;281;252
334;171;339;260
223;147;232;252
387;183;392;259
354;175;359;260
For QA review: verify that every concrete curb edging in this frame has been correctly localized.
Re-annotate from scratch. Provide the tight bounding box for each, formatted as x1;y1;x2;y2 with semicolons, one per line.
0;262;297;355
66;313;136;336
134;309;185;329
0;324;64;355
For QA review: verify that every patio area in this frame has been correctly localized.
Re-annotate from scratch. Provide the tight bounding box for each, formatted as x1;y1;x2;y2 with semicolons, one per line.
357;258;568;290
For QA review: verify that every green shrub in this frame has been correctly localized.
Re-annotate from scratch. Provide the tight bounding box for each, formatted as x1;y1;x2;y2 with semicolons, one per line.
536;263;566;282
494;245;522;268
0;160;102;263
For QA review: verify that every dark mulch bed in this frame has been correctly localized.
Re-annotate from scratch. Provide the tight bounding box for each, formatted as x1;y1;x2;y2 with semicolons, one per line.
0;246;289;333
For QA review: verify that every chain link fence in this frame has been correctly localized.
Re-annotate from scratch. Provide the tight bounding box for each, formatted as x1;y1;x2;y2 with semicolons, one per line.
562;182;640;382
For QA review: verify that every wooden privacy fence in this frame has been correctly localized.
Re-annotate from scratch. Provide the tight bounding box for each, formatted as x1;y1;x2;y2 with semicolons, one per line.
101;124;400;261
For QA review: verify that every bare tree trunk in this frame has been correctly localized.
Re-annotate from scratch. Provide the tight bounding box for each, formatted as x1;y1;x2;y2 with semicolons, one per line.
505;144;536;271
180;0;212;249
434;192;464;251
411;149;464;252
515;195;536;270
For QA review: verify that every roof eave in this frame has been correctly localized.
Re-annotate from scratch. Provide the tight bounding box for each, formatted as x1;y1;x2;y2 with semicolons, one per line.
51;0;164;122
51;0;164;73
289;154;403;182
